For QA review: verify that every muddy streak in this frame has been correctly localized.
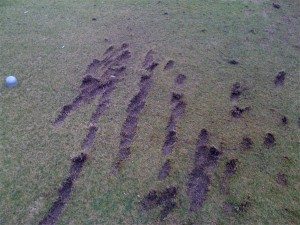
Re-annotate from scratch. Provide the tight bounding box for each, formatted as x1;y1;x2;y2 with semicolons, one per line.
82;126;98;150
275;71;286;88
158;159;171;181
90;100;110;125
164;60;174;71
39;153;87;225
187;129;221;211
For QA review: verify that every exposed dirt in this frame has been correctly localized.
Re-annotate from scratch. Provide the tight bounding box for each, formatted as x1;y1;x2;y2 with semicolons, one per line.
54;44;131;127
187;129;221;211
140;186;177;220
281;116;288;125
275;71;286;88
231;106;250;118
175;74;187;86
225;159;238;177
39;153;87;225
264;133;276;148
111;50;159;174
228;60;239;65
241;137;253;149
230;82;242;101
163;60;175;71
272;3;281;9
82;126;98;150
276;173;288;186
158;159;171;181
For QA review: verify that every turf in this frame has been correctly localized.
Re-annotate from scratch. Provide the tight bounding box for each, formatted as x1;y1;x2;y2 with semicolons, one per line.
0;0;299;224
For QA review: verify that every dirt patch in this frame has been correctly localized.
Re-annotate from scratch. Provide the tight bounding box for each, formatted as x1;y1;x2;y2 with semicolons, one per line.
228;60;239;65
225;159;238;177
140;186;177;220
54;44;131;127
164;60;175;71
275;71;286;88
39;153;87;225
264;133;275;148
281;116;288;125
175;74;186;86
111;51;159;174
272;3;281;9
187;129;221;211
158;159;171;181
241;137;253;149
231;106;250;118
230;82;242;101
82;126;98;150
276;173;288;186
90;100;110;125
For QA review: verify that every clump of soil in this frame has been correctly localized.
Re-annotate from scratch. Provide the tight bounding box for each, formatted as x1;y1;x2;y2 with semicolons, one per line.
231;82;242;101
140;186;178;220
241;137;253;149
39;153;87;225
276;173;288;186
275;71;286;87
272;3;281;9
225;159;238;177
158;159;171;180
264;133;275;148
164;60;175;71
281;116;288;125
231;106;249;118
228;60;239;65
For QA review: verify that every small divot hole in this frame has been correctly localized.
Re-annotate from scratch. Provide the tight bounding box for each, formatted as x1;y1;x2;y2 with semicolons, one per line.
264;133;275;148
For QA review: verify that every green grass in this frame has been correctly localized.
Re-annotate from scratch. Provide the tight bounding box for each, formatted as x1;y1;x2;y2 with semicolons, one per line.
0;0;299;224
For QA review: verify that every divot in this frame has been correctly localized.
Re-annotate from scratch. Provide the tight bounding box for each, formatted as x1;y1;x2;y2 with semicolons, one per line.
275;71;286;88
164;60;174;71
264;133;275;148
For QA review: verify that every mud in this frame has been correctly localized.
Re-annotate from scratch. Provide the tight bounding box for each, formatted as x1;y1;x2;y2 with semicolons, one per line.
281;116;288;125
272;3;281;9
231;106;249;118
158;159;171;180
39;153;87;225
187;129;221;211
82;126;98;150
275;71;286;87
112;51;158;174
230;82;242;101
241;137;253;149
164;60;175;71
276;173;288;186
264;133;275;148
140;186;177;220
175;74;187;86
225;159;238;177
228;60;239;65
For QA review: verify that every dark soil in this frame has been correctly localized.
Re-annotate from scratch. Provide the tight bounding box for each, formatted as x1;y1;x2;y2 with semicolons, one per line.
164;60;175;71
90;100;110;125
225;159;238;177
162;131;177;155
112;51;159;174
241;137;253;149
231;106;249;118
158;159;171;180
228;60;239;65
82;126;98;149
187;129;221;211
264;133;275;148
272;3;281;9
275;71;286;87
175;74;187;86
171;93;183;103
230;82;242;101
281;116;288;125
39;153;87;225
140;186;178;220
276;173;288;186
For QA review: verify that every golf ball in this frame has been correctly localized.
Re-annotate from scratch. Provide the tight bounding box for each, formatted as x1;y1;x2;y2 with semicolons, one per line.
6;76;18;88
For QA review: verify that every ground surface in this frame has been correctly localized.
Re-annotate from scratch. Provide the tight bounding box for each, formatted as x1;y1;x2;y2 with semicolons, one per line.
0;0;299;224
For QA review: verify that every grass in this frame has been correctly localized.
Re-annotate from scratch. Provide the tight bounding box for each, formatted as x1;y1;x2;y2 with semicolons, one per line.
0;0;299;224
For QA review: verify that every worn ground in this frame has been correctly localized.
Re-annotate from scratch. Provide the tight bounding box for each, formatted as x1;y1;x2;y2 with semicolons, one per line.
0;0;299;224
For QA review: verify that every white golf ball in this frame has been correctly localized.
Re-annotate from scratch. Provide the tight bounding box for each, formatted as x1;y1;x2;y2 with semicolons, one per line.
6;76;18;88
